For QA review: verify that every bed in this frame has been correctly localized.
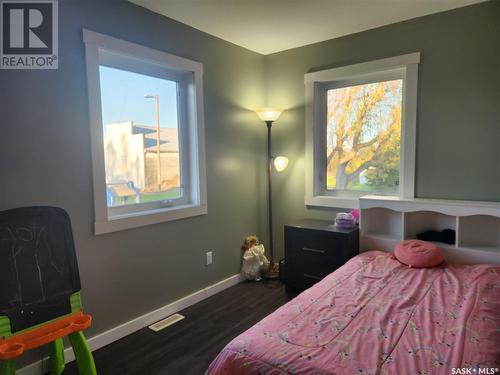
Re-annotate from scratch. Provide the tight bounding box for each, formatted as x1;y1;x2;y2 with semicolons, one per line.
207;251;500;374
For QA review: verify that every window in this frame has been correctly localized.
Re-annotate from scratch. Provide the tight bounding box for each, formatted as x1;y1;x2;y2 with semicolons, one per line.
326;79;403;194
100;66;185;208
84;30;206;234
305;53;419;209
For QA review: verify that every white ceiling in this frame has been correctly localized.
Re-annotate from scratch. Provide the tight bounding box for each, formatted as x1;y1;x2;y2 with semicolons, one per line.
130;0;486;55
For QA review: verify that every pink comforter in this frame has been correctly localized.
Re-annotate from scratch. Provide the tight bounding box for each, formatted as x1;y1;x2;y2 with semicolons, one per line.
207;251;500;374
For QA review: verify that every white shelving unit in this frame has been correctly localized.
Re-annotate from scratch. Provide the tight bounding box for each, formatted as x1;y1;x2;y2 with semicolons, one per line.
359;195;500;264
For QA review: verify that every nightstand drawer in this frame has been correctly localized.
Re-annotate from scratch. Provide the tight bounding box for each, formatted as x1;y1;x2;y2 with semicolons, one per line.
291;232;344;275
284;220;359;291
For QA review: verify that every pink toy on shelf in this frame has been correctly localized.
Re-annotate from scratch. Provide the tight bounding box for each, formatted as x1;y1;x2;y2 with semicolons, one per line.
350;209;360;224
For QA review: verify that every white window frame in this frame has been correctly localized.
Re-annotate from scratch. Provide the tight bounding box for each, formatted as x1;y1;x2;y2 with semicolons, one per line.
304;53;419;209
83;29;207;234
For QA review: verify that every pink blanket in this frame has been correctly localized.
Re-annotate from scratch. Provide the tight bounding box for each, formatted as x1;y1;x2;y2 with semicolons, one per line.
207;251;500;374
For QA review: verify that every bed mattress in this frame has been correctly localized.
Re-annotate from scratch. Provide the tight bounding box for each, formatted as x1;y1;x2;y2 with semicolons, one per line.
207;251;500;374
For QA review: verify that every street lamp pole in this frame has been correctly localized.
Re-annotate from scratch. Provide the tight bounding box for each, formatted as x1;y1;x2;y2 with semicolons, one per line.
144;94;161;192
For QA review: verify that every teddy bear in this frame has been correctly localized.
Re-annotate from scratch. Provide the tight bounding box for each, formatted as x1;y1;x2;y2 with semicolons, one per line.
240;235;270;281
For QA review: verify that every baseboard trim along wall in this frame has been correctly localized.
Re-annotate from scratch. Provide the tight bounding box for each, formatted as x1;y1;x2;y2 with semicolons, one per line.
17;274;244;375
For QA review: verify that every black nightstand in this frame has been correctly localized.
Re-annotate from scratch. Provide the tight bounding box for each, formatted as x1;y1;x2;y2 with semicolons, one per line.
283;219;359;291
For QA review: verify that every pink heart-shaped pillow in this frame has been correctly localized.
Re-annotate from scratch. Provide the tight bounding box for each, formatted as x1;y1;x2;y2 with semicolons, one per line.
394;240;445;268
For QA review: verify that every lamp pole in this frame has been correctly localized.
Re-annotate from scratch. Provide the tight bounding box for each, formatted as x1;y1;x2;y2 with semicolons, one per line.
266;120;275;276
255;108;284;278
144;94;161;192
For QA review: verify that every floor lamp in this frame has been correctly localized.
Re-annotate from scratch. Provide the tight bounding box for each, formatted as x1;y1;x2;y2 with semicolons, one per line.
255;108;288;278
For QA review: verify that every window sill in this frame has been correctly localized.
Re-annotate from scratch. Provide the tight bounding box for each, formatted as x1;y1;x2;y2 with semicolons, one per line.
94;203;207;235
305;195;360;209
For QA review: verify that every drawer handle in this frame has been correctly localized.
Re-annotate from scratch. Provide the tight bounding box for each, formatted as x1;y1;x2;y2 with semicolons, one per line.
302;247;326;254
303;274;322;281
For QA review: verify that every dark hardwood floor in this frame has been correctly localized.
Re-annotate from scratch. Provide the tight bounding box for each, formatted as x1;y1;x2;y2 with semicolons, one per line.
64;279;294;375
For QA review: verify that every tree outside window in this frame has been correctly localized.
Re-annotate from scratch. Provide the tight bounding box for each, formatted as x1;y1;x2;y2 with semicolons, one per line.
326;79;402;194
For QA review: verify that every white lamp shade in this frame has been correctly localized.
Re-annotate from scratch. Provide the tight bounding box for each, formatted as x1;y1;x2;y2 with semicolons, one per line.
255;107;283;122
274;156;289;172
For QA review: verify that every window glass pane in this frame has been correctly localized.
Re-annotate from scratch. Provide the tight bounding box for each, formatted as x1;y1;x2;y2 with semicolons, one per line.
99;66;182;207
326;79;403;194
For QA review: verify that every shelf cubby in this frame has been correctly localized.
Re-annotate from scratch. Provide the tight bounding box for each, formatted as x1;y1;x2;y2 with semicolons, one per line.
458;215;500;252
404;211;457;246
361;207;403;241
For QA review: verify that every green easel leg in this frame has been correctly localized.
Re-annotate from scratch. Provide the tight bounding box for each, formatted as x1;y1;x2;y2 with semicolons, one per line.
69;332;97;375
49;338;65;375
0;359;16;375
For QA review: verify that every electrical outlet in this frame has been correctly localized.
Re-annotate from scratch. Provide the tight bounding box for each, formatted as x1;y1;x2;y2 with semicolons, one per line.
206;251;213;265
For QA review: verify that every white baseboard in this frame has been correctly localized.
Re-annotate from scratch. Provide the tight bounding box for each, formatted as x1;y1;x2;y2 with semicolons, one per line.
17;273;244;375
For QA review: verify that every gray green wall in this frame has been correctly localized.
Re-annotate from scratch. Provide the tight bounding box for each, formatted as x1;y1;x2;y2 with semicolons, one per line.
0;0;499;369
0;0;266;365
265;0;500;259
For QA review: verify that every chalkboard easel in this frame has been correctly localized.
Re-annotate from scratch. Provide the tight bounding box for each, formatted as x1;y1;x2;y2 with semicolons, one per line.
0;207;96;375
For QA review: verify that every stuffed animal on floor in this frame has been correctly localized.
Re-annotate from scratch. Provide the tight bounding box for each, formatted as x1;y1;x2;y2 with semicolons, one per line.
241;235;270;281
